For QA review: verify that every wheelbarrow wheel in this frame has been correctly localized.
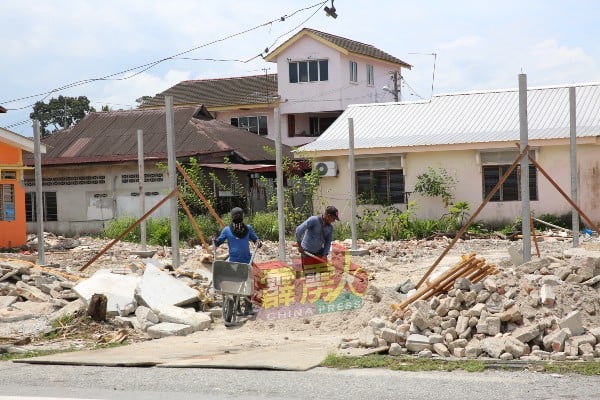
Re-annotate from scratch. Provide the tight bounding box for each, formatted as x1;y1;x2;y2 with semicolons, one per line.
222;295;235;326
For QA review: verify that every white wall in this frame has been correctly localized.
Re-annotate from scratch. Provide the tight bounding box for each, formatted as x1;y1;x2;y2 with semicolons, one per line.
314;143;600;227
25;162;170;236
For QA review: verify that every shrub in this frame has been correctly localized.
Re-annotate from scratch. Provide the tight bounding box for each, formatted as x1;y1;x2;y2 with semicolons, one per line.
103;216;140;243
249;211;280;241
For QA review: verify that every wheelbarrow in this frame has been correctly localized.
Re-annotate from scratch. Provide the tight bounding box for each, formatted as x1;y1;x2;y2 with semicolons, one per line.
211;243;258;326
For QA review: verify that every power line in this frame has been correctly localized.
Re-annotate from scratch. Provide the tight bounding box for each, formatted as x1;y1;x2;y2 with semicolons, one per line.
1;1;327;110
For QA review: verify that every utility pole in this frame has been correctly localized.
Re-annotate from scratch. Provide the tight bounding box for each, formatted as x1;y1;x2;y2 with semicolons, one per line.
393;71;400;102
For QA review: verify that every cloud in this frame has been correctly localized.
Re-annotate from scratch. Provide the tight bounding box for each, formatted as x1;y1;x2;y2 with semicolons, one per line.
439;36;483;50
96;70;193;110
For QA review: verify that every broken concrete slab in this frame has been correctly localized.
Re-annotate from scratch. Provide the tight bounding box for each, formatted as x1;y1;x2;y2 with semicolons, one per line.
15;281;52;302
135;265;199;310
73;269;140;316
559;310;585;336
48;299;85;323
11;301;54;315
147;322;194;338
154;304;211;332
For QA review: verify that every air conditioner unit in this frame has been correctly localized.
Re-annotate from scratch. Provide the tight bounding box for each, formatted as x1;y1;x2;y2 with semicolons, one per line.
315;161;337;177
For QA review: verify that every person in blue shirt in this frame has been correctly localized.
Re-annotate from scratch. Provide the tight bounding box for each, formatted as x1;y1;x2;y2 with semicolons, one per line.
295;205;340;264
214;207;261;315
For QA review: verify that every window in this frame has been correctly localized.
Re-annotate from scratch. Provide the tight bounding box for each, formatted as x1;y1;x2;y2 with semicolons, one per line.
482;165;537;201
1;170;17;179
366;64;374;86
308;116;337;136
0;184;15;221
288;60;328;83
25;192;58;222
230;116;268;135
349;61;358;83
357;170;405;204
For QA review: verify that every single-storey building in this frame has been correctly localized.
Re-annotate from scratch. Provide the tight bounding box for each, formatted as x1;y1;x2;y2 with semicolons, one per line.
23;105;293;236
299;82;600;225
0;127;45;248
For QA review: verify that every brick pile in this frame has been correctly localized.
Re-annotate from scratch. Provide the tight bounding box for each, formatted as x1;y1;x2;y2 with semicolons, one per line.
344;250;600;361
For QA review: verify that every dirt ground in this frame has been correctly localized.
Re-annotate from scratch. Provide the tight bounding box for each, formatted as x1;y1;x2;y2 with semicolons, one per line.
5;232;593;353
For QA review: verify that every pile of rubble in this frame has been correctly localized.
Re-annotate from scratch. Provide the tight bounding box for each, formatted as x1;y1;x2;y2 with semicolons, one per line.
348;248;600;361
0;253;220;352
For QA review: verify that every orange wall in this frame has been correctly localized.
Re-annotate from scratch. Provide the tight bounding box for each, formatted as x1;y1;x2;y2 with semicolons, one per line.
0;143;26;248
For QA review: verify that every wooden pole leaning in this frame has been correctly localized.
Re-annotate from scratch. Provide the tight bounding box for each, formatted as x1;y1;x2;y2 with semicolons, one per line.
520;147;600;236
79;189;178;272
416;145;531;289
175;162;225;228
177;191;209;250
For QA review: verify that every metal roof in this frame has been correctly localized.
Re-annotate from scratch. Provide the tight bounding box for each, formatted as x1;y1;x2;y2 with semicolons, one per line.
27;105;291;166
299;82;600;152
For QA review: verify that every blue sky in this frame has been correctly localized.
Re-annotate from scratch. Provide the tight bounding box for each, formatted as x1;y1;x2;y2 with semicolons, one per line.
2;0;599;137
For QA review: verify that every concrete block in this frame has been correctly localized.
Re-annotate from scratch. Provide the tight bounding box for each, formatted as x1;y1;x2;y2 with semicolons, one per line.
499;306;522;323
406;334;432;352
500;353;514;360
508;244;523;266
410;311;430;331
433;342;450;357
155;304;212;332
15;281;51;302
418;349;433;358
540;275;562;286
589;326;600;343
368;317;387;330
147;322;193;338
540;284;556;307
136;265;199;310
388;343;403;356
456;315;470;334
550;352;567;361
453;347;466;358
512;324;540;343
486;316;501;336
359;326;379;348
465;339;482;358
448;338;468;352
542;328;570;352
579;342;594;355
73;269;140;315
380;328;401;344
481;337;505;358
435;300;450;317
559;311;585;336
135;305;159;324
467;303;486;317
504;336;527;358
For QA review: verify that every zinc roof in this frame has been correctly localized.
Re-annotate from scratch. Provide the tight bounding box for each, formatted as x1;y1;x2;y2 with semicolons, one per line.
140;74;278;109
30;105;290;166
299;82;600;152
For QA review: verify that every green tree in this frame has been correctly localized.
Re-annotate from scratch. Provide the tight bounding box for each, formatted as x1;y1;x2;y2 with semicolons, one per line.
30;95;95;135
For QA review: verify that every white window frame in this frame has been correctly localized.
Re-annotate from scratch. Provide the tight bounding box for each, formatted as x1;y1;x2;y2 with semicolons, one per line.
366;64;374;86
349;61;358;83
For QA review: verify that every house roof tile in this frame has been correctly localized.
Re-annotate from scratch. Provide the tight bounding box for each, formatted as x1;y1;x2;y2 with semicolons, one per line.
140;74;278;108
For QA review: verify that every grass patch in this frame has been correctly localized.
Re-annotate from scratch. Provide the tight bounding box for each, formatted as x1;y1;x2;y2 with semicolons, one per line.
322;354;600;375
321;354;486;372
542;361;600;375
0;349;68;362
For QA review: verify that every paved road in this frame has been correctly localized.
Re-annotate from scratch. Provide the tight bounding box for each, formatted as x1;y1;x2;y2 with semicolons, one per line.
1;362;599;400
